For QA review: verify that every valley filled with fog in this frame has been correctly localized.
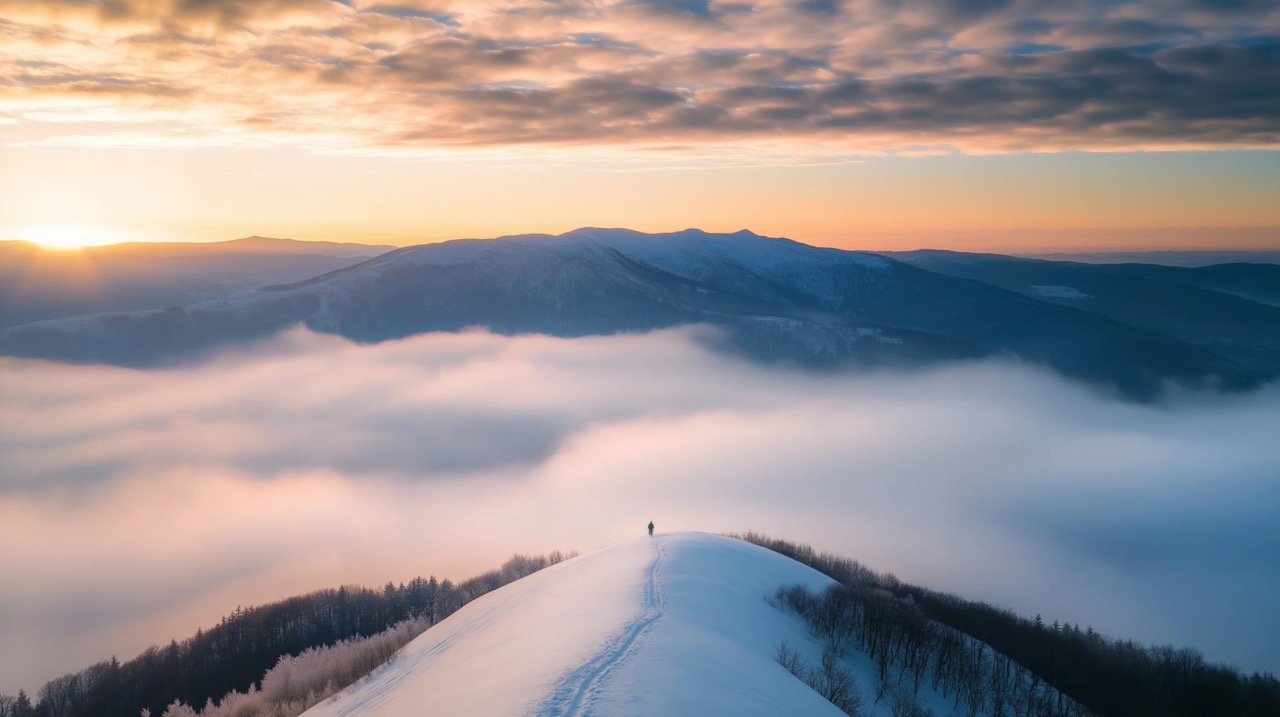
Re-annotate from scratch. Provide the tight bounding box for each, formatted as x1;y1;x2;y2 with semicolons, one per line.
2;326;1277;694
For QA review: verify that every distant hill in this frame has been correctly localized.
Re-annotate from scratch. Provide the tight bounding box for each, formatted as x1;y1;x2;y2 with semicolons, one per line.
0;228;1269;399
891;250;1280;374
0;237;392;328
1021;250;1280;267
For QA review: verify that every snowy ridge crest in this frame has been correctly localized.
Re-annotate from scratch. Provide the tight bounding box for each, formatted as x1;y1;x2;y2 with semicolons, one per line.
303;533;1080;717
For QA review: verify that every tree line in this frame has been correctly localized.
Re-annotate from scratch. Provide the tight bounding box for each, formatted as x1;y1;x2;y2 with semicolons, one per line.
777;582;1090;717
0;551;574;717
775;641;867;716
156;616;428;717
740;532;1280;717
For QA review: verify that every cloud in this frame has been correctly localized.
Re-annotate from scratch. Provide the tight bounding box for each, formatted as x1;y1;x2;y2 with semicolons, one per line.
1;0;1278;153
1;326;1278;694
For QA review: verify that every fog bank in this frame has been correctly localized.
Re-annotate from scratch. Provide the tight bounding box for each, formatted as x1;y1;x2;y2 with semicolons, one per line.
2;327;1278;692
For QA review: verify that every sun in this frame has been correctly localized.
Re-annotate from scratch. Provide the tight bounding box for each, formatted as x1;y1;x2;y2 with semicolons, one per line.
17;224;133;250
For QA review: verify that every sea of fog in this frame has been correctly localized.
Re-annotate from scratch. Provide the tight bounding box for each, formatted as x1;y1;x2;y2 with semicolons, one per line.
2;326;1278;693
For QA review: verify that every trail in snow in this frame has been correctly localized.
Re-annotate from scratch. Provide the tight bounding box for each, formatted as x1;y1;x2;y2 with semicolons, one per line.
535;539;667;717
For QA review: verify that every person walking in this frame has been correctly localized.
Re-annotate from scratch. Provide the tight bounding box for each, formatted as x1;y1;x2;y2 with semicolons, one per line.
647;520;654;536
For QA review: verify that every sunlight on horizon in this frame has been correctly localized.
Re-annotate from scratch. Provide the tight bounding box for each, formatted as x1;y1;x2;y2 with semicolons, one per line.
13;224;150;250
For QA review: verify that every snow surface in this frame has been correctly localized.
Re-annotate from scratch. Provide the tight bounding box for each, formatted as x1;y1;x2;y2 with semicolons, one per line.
303;532;979;717
559;227;891;273
366;227;889;279
1030;285;1092;300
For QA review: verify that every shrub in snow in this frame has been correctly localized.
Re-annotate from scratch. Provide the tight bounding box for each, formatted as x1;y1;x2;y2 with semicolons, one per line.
775;640;864;716
162;618;428;717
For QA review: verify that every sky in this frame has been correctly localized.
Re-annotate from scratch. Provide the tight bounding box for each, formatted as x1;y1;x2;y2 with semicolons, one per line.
2;327;1278;693
1;0;1279;250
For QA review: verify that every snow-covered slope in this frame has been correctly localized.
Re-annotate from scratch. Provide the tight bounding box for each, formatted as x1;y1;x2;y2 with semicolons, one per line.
303;533;842;717
303;533;1006;717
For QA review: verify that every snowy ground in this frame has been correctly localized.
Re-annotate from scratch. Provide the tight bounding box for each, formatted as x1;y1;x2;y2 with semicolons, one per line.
303;533;975;716
1029;285;1092;299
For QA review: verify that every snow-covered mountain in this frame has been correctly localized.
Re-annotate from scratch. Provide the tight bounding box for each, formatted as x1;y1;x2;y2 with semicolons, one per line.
0;228;1264;397
301;533;1071;717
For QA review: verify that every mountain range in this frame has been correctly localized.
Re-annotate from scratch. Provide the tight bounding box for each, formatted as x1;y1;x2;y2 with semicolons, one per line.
892;250;1280;377
1021;250;1280;268
1;228;1275;399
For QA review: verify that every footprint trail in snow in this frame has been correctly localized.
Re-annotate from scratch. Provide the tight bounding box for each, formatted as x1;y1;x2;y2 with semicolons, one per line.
535;539;667;717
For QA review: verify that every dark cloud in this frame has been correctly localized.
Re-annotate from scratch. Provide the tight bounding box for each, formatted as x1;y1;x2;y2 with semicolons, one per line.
1183;0;1277;15
629;0;715;17
930;0;1014;23
361;4;456;24
376;37;535;85
359;37;1280;147
1052;18;1203;46
1;2;1278;161
794;0;839;15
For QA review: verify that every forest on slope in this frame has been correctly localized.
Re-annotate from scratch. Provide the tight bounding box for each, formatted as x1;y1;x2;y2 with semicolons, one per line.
743;534;1280;717
0;552;574;717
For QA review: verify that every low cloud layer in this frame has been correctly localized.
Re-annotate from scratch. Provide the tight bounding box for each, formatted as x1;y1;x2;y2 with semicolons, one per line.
2;326;1279;693
1;1;1278;153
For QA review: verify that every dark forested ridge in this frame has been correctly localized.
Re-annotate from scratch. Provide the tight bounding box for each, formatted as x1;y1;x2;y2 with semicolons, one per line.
741;533;1280;717
0;552;572;717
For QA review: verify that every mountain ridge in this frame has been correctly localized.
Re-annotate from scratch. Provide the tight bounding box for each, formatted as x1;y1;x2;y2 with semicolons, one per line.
0;228;1269;399
892;250;1280;375
301;532;1078;717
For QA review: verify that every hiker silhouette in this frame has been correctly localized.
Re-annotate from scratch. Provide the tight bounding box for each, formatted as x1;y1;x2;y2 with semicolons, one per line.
647;521;654;536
